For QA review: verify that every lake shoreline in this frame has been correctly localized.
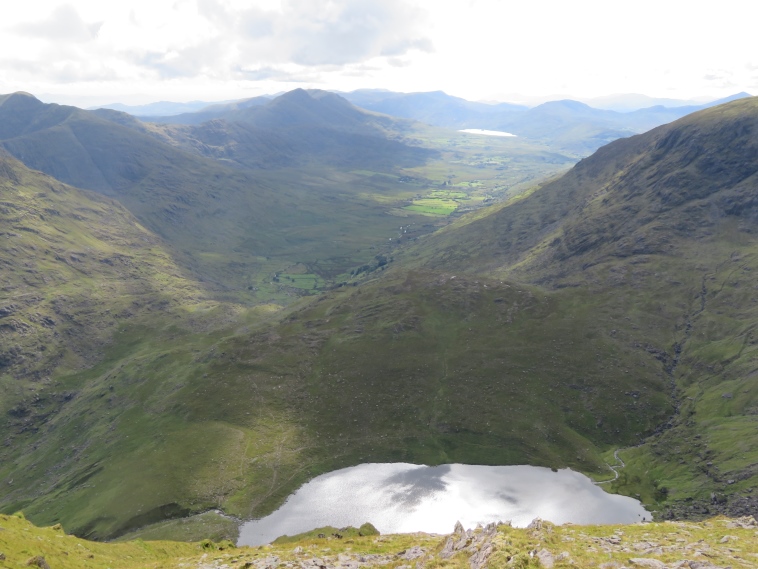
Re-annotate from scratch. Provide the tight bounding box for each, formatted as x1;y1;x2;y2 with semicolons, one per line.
238;462;649;546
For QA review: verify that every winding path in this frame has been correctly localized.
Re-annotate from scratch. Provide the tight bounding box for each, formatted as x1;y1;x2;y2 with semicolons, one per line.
596;449;625;485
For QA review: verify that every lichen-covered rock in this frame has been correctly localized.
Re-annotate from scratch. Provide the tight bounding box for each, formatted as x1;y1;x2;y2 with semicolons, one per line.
469;542;493;569
397;546;425;560
628;559;665;568
25;557;50;569
535;548;554;568
726;515;757;529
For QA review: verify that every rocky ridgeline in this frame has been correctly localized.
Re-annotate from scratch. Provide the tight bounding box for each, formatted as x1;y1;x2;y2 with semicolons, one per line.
192;522;502;569
2;513;758;568
188;517;758;569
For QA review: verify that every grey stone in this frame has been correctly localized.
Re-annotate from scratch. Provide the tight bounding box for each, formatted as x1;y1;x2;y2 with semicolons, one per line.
26;557;51;569
535;548;554;568
628;559;665;568
398;546;425;561
469;542;493;569
527;517;544;530
726;515;757;528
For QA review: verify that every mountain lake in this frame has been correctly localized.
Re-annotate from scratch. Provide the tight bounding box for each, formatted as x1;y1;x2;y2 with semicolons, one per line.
238;463;649;546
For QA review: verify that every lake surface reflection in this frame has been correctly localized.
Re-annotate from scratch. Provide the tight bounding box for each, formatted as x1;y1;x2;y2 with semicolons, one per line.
238;463;649;546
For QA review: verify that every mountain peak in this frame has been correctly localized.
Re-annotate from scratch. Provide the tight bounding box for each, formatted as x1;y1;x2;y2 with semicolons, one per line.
245;88;375;131
0;91;43;107
536;99;593;111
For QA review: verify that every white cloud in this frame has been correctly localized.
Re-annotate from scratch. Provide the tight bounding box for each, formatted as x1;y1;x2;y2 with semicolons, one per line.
0;0;756;106
13;4;102;42
197;0;433;68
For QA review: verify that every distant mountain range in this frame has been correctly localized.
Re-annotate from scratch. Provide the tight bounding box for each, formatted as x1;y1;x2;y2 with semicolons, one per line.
87;99;242;116
92;91;744;117
338;90;753;155
580;93;708;111
104;89;752;156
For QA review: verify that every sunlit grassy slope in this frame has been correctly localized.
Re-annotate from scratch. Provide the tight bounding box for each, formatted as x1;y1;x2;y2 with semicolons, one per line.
0;152;216;388
2;512;758;569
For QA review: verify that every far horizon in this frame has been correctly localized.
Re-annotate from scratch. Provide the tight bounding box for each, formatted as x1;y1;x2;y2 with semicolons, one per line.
27;88;754;116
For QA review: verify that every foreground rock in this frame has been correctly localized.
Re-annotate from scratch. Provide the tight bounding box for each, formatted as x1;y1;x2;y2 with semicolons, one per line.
2;513;758;568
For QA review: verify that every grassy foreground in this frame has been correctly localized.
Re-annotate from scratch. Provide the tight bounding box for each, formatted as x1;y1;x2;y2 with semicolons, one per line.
2;512;758;569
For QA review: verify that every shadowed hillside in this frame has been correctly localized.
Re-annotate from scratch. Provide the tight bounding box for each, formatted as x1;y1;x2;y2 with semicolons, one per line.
94;89;436;171
0;92;441;300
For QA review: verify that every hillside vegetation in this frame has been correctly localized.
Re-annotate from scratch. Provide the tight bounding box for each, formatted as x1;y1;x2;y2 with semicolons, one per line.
1;93;757;541
2;512;758;569
400;97;758;517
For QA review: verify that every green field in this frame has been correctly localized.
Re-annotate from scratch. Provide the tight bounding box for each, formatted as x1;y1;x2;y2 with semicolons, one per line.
275;272;325;290
403;198;459;216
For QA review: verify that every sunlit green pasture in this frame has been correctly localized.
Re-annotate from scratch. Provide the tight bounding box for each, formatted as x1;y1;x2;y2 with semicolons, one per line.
403;198;459;216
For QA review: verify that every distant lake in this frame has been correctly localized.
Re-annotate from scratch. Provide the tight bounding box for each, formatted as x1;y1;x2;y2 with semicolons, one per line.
237;463;649;546
459;129;516;137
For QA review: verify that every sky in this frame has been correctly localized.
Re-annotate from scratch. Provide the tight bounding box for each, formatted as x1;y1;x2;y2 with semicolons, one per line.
1;0;756;107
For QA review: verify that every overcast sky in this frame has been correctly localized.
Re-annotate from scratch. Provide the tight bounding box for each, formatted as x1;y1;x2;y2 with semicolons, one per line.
1;0;756;107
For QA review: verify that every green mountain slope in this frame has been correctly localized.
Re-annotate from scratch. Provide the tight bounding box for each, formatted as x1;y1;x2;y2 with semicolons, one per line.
400;96;758;516
4;93;755;542
0;153;248;538
403;97;758;280
0;151;210;385
0;93;572;539
0;152;287;539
